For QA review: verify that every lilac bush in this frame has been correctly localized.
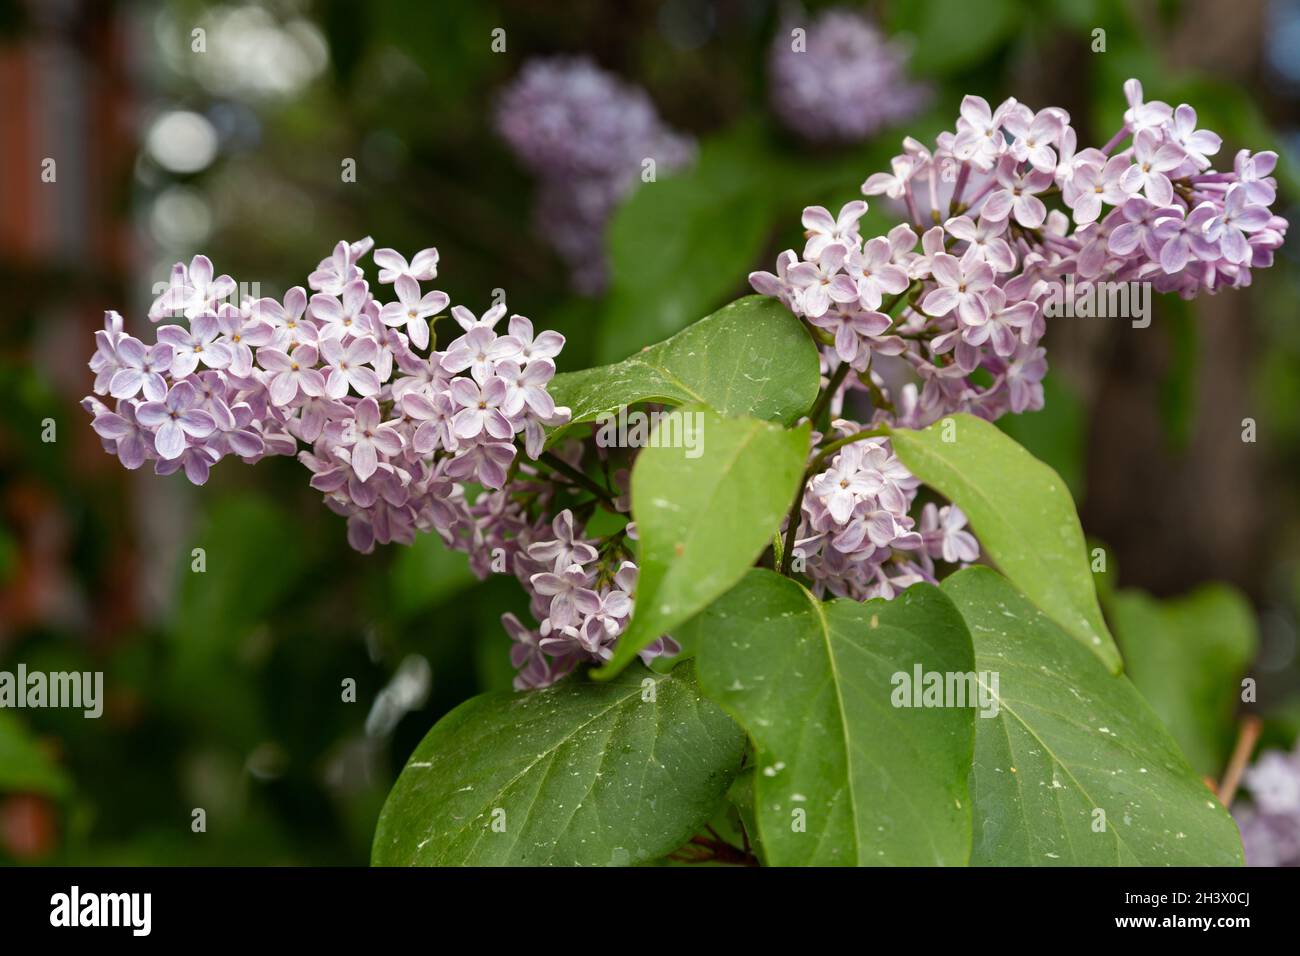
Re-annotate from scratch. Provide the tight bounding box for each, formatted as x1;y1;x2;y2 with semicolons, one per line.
86;79;1286;698
86;76;1287;869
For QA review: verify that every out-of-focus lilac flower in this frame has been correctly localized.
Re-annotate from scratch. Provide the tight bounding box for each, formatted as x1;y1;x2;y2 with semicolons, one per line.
1235;741;1300;866
1123;79;1172;134
1168;104;1221;170
768;8;928;144
91;401;151;470
1234;149;1279;206
495;56;695;294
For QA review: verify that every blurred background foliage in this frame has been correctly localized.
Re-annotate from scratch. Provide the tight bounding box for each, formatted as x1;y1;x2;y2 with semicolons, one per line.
1;0;1298;864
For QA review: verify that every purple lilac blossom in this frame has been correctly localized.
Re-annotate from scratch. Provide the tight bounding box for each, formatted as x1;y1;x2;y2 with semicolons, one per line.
495;56;695;294
768;8;929;144
752;77;1288;601
1234;740;1300;866
83;241;678;688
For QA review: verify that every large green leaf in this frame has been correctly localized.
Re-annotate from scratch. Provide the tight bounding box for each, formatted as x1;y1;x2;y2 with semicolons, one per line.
686;570;976;865
943;567;1244;866
549;296;820;442
371;661;745;866
599;125;788;362
890;413;1121;673
595;408;809;677
1108;585;1258;777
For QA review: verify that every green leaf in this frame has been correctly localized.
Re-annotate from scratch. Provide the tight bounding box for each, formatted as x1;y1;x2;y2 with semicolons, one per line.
371;661;746;866
687;570;976;865
1108;585;1258;777
886;0;1019;74
943;567;1244;866
890;413;1121;673
595;409;809;678
726;767;763;862
0;712;71;798
549;295;820;443
599;124;787;361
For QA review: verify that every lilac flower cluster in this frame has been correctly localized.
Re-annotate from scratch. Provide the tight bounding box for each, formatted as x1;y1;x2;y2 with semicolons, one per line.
793;424;979;601
82;242;680;686
769;7;929;144
87;242;562;537
495;56;695;294
1234;740;1300;866
754;78;1287;599
494;507;680;690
